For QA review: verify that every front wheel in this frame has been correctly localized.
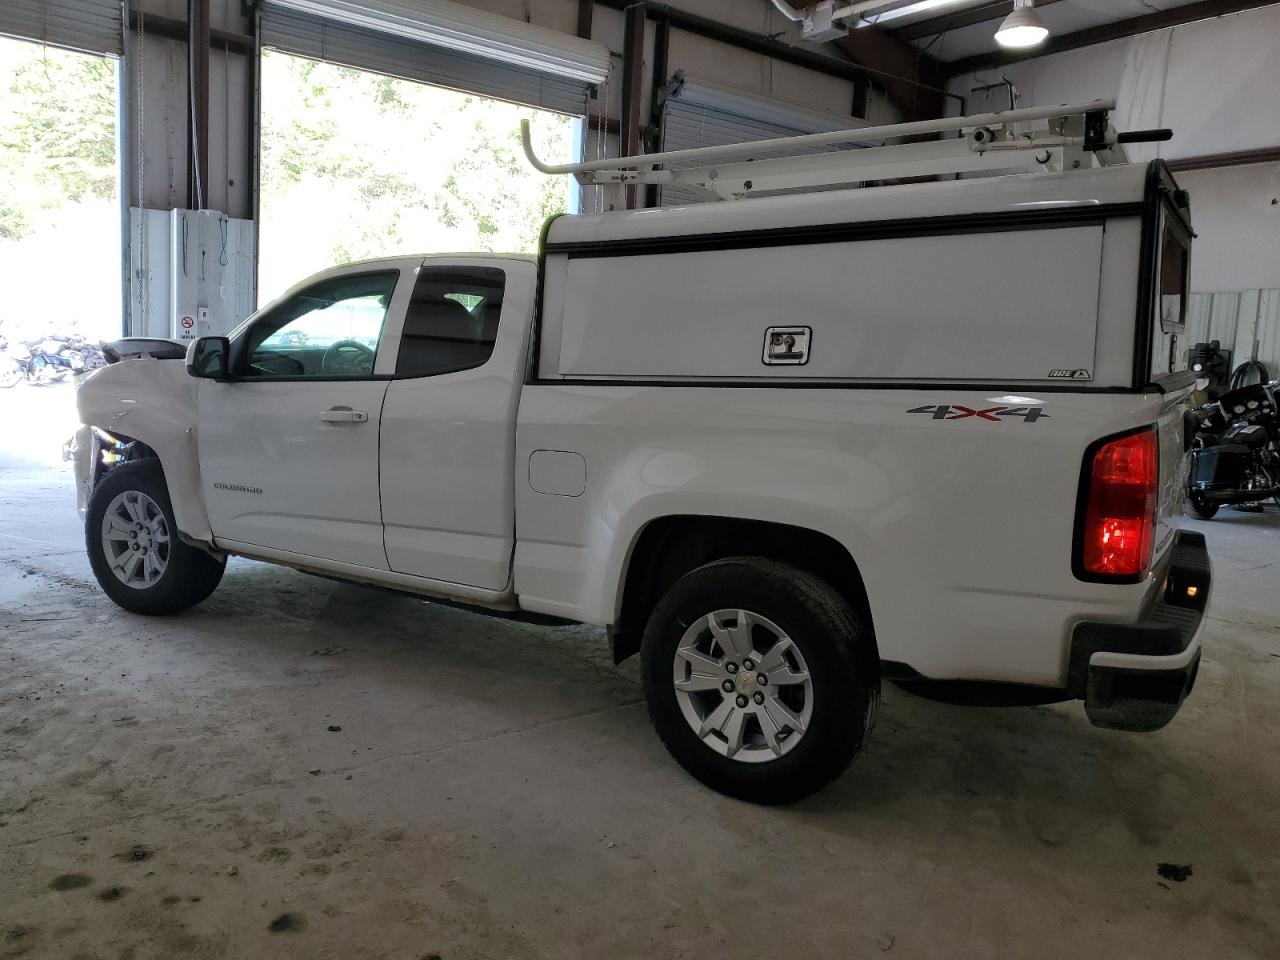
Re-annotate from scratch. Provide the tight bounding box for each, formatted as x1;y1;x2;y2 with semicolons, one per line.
1186;493;1219;520
0;362;21;388
640;557;879;804
86;459;226;615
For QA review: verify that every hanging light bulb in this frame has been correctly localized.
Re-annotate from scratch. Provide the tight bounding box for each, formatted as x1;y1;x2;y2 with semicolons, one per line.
995;0;1049;48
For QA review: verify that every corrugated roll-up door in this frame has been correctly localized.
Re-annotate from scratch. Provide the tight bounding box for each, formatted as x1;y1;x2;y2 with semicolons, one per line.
0;0;123;56
260;0;609;116
659;73;868;206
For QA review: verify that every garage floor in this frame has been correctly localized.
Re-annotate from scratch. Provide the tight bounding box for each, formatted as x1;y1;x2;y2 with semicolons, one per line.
1;384;1277;960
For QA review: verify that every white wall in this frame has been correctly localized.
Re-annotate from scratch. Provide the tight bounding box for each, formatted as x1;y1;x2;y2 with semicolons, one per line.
948;4;1280;293
1175;163;1280;293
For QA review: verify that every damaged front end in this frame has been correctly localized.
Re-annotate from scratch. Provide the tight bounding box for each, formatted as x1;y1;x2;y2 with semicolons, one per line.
69;347;215;544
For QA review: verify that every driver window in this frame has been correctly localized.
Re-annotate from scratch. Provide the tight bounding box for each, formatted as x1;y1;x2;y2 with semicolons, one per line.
241;271;399;378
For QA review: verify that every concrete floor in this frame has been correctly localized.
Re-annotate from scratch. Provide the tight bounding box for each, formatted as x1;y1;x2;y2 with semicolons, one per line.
1;382;1277;960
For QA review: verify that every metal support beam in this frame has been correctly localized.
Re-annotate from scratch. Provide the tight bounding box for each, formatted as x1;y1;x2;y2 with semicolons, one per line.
591;0;957;116
645;14;670;206
127;11;254;54
943;0;1280;77
576;0;594;39
187;0;212;210
834;28;946;120
619;3;646;208
1167;146;1280;173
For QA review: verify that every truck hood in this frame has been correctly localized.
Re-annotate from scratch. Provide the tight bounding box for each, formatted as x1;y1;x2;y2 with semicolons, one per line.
102;337;188;363
76;354;198;442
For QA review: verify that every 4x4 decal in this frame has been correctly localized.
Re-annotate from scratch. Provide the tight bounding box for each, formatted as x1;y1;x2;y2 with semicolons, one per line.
908;404;1050;423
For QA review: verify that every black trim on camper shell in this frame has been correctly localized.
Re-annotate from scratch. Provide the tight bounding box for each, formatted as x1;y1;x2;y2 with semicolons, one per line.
541;203;1144;259
1133;160;1194;390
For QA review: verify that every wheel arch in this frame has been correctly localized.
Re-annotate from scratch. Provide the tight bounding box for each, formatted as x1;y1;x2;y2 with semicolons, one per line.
609;515;876;665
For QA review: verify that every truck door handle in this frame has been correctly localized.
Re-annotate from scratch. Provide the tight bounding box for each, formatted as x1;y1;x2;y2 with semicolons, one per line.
319;407;369;424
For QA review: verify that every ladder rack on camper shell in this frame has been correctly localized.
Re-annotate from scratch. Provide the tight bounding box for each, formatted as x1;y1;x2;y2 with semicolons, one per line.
520;99;1174;210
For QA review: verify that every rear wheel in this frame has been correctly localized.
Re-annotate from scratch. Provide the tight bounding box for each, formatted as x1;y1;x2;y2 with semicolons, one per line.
640;557;878;804
86;460;225;615
1186;493;1219;520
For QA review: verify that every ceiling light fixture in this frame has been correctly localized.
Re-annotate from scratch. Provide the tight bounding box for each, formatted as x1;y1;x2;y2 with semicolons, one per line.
995;0;1049;48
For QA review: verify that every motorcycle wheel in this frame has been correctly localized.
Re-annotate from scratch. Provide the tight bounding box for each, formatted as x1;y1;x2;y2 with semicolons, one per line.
0;365;21;388
1186;494;1219;520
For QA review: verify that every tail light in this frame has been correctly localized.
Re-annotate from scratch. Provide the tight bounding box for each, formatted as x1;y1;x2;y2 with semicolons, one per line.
1077;428;1158;580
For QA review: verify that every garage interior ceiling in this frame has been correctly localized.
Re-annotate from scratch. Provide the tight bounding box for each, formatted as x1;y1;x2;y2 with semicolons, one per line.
850;0;1280;69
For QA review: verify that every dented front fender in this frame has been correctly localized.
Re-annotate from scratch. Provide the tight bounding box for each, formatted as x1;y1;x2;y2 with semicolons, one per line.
75;359;214;543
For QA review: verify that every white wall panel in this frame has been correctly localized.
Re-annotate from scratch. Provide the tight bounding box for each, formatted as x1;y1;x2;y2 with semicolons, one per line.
946;5;1280;296
1176;162;1280;292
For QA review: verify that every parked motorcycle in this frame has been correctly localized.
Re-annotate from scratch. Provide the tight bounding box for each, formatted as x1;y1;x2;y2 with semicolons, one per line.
0;333;108;387
1186;379;1280;519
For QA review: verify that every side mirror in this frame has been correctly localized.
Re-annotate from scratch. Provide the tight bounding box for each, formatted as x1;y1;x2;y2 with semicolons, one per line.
186;336;231;380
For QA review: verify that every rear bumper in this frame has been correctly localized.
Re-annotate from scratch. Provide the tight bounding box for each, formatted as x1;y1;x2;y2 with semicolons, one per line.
1068;531;1211;732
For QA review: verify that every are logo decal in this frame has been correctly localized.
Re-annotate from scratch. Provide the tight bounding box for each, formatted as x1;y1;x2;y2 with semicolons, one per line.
908;404;1050;423
1048;368;1092;380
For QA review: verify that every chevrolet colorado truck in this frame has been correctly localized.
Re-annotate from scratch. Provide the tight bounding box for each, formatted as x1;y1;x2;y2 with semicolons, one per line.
72;104;1211;803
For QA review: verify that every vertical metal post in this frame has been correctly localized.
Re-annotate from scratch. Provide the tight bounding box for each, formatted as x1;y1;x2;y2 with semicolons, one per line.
576;0;594;39
619;3;646;209
188;0;211;210
116;2;131;336
250;4;262;309
645;14;668;207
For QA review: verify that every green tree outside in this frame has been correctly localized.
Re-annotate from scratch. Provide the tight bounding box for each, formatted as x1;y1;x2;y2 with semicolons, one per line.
258;51;577;302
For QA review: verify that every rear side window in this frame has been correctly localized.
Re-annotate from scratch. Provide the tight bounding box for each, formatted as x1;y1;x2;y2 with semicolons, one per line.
1158;214;1190;334
394;266;506;378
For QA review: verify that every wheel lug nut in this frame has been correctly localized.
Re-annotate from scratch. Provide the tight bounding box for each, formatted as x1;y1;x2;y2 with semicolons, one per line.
725;662;739;674
757;673;768;686
735;695;749;708
753;691;765;705
722;679;735;693
742;659;755;671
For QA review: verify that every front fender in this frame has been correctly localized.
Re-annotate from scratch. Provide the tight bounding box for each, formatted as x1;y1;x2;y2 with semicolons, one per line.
75;359;213;543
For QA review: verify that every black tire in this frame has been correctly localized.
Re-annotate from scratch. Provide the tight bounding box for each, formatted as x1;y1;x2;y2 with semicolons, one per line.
1186;494;1219;520
640;557;879;805
86;459;225;615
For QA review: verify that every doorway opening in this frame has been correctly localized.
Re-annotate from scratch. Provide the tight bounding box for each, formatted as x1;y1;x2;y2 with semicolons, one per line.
0;37;122;342
258;51;577;304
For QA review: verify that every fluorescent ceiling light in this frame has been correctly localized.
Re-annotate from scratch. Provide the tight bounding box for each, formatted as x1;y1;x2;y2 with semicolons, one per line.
995;1;1049;48
852;0;971;28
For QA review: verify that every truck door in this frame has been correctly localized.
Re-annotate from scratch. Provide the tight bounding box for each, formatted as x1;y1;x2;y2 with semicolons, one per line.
377;259;531;591
197;266;411;569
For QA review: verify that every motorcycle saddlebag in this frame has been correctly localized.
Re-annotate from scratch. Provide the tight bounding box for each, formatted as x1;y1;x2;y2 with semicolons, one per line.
1190;444;1252;489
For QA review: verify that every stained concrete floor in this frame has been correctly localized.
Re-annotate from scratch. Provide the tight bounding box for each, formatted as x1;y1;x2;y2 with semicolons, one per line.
0;382;1277;960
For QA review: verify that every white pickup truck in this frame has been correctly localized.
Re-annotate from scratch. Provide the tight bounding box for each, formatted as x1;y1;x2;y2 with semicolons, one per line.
72;102;1211;803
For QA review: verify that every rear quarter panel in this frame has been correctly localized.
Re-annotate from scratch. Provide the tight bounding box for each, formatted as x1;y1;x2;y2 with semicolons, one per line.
515;384;1176;686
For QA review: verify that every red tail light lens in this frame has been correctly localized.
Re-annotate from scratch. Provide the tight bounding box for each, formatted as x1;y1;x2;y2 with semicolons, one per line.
1080;429;1158;578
